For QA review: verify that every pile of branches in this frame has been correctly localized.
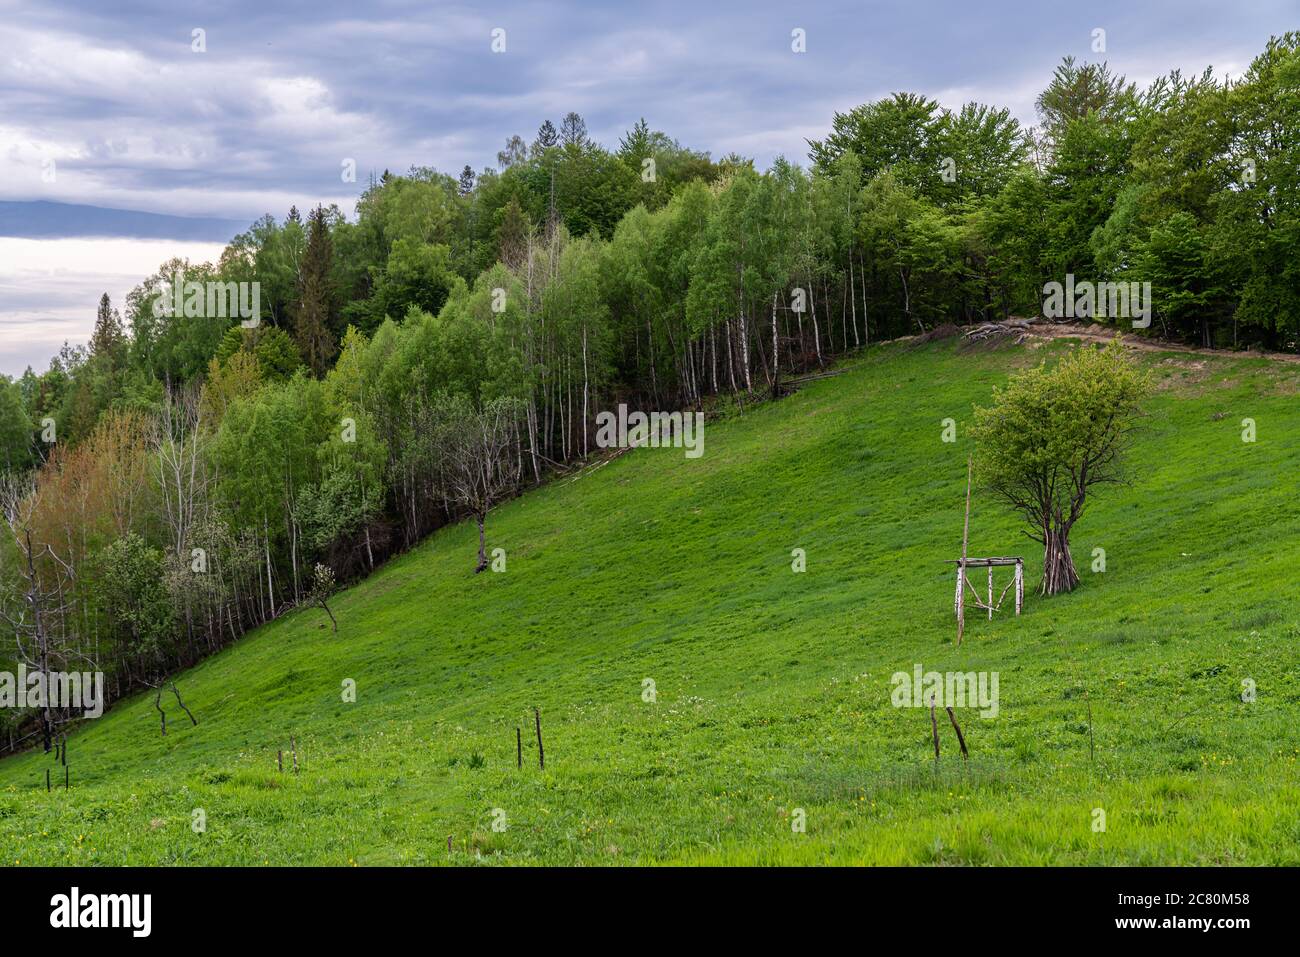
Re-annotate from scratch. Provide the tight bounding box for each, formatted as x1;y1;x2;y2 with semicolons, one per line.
961;317;1037;350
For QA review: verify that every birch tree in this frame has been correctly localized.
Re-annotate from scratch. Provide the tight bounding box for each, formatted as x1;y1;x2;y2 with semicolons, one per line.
438;395;522;572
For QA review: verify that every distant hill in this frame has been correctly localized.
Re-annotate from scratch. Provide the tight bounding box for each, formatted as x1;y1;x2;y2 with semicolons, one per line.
0;200;247;242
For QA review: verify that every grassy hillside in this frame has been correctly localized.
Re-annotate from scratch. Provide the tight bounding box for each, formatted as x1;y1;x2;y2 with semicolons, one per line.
3;334;1298;865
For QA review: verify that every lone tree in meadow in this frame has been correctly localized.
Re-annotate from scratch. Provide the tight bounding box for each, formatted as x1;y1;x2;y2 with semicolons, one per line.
308;563;338;632
971;339;1149;595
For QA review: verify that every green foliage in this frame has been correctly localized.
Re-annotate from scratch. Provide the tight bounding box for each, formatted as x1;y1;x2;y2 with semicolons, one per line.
810;92;1028;207
297;409;386;557
365;237;457;328
215;325;303;383
1035;57;1137;144
971;339;1151;542
28;34;1300;465
1133;212;1224;333
294;206;339;375
0;377;33;471
211;375;338;537
810;92;949;198
97;533;175;666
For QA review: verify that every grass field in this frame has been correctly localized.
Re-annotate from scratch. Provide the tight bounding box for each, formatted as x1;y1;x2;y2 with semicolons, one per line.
2;333;1298;865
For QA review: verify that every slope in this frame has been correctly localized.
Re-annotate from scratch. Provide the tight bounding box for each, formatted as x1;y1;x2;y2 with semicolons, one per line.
2;335;1298;865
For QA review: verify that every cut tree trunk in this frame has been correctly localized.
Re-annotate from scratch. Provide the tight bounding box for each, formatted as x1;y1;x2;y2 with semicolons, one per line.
1041;525;1079;595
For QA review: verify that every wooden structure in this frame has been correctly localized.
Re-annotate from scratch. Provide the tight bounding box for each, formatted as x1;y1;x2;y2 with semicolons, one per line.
950;557;1024;623
952;456;1022;644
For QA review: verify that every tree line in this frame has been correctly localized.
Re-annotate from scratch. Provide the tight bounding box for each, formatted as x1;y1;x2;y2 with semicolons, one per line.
1;36;1297;750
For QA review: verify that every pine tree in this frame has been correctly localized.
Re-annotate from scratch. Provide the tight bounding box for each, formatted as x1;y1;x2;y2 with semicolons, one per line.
496;199;530;270
619;118;652;160
458;165;476;195
90;293;125;363
294;206;337;376
532;119;559;157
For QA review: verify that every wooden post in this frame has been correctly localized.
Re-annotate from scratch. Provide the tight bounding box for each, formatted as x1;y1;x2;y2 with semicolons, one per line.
277;750;283;773
290;736;299;774
45;768;50;793
171;684;198;726
1015;559;1023;615
516;727;522;769
956;456;973;645
987;564;994;620
945;707;969;760
929;695;940;762
534;708;545;770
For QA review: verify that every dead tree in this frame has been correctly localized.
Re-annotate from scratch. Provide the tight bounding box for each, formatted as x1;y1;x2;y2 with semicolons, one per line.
170;682;197;725
150;681;198;736
0;475;84;753
153;384;207;560
440;396;522;573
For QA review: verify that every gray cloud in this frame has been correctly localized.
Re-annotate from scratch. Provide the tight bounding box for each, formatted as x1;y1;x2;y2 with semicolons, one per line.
2;0;1290;223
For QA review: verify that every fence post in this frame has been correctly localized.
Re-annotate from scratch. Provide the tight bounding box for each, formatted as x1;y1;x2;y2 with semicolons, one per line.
534;709;545;771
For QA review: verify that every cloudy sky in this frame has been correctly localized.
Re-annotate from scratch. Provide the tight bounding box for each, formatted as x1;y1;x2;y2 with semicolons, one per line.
0;0;1294;375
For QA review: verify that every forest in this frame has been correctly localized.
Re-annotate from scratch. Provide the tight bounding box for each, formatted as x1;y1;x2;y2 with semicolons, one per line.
0;34;1297;753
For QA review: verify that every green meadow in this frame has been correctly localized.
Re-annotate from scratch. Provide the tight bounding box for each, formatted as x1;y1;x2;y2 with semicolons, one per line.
2;334;1297;865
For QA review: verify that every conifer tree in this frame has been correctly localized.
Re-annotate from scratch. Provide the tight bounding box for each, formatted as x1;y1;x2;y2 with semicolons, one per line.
294;206;337;376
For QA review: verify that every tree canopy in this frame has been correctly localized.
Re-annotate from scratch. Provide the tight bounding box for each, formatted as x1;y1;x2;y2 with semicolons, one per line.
971;339;1150;594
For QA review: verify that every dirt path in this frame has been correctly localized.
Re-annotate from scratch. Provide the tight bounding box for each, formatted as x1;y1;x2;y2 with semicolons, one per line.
1028;321;1300;365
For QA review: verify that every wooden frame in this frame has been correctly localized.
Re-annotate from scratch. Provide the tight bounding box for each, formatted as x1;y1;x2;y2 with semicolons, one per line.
949;557;1023;623
952;456;1022;643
